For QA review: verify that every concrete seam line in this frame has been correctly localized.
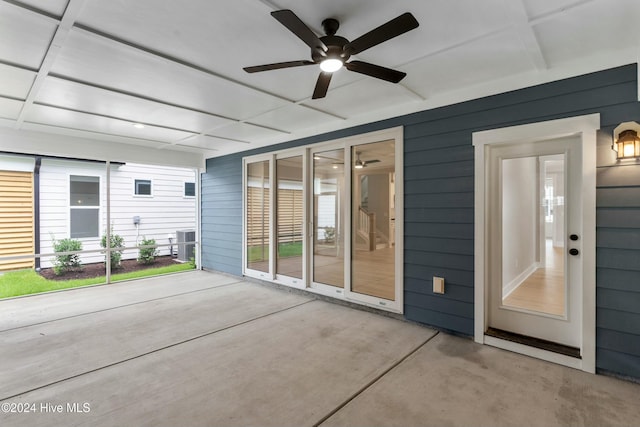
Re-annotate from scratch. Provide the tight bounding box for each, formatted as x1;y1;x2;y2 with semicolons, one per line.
0;280;247;333
312;331;440;427
0;299;315;402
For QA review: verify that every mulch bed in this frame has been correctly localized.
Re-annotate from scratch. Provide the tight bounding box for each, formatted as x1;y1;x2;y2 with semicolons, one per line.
39;255;181;281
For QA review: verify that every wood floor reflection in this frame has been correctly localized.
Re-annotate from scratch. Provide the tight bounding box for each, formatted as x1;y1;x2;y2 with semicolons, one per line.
351;247;395;300
503;240;565;316
256;246;396;301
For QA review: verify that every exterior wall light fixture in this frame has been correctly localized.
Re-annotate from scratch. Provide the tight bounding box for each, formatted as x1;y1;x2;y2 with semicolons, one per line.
613;122;640;159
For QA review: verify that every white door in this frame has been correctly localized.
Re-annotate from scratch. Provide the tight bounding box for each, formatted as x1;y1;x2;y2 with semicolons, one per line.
487;136;582;349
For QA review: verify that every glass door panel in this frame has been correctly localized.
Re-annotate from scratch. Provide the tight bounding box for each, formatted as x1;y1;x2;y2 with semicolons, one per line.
312;149;344;287
487;136;581;349
276;156;303;279
351;140;395;300
246;160;270;273
501;155;566;316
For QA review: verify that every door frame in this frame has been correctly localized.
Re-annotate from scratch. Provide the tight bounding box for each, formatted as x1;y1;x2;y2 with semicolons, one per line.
472;114;598;373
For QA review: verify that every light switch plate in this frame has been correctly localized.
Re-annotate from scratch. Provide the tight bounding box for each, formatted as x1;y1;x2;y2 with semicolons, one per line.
433;276;445;294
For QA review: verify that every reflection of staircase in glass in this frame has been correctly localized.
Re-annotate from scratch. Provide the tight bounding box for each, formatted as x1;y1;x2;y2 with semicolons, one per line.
356;206;388;251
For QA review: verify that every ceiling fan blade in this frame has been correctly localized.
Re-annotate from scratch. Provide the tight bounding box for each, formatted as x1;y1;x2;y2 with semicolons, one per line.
345;61;406;83
346;12;419;55
366;159;381;163
243;60;315;73
312;72;332;99
271;10;327;55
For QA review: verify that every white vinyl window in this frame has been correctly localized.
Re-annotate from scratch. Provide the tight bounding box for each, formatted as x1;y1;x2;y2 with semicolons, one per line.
184;182;196;197
134;179;152;196
70;175;100;238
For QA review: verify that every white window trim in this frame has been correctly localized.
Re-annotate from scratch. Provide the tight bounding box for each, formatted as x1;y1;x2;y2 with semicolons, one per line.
133;178;153;197
69;174;101;240
472;113;598;373
184;181;196;198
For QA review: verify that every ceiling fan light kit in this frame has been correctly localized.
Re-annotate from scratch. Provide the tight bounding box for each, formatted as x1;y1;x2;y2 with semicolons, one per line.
243;9;419;99
319;58;343;73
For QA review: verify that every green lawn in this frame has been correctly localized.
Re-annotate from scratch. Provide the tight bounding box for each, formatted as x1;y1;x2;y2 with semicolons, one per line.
247;241;302;262
0;263;195;299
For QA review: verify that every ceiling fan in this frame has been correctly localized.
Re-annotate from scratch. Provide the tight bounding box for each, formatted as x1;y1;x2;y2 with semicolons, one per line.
354;151;380;169
243;9;419;99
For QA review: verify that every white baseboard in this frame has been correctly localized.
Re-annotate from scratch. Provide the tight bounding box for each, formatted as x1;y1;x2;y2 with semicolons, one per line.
503;262;539;298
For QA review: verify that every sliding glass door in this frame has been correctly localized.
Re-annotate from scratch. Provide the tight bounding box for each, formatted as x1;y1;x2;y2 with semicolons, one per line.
245;159;271;277
243;127;403;313
276;155;304;286
351;140;396;302
311;148;345;293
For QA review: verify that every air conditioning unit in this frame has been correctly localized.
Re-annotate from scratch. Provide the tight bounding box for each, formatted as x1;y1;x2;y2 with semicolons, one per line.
176;229;196;261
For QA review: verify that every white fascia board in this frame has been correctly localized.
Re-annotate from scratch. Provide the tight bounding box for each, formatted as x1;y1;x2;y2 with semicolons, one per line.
0;126;204;169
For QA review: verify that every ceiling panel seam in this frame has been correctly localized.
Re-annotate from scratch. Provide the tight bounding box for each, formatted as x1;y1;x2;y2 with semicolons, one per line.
503;0;547;70
0;94;27;103
3;0;355;131
0;60;38;74
45;73;239;126
528;0;599;26
22;121;173;148
72;24;298;104
43;74;303;141
31;101;201;135
1;0;61;23
172;133;251;148
15;0;88;128
71;24;343;124
397;84;426;101
398;26;512;69
239;122;290;135
290;102;346;120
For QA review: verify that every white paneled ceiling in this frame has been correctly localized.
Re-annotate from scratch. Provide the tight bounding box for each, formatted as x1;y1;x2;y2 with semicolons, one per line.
0;0;638;161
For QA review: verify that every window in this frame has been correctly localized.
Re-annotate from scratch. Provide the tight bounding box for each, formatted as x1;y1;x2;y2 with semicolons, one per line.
184;182;195;197
135;179;152;196
70;175;100;238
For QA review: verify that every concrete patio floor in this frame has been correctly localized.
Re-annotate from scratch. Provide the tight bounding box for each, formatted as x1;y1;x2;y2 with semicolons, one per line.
0;270;638;427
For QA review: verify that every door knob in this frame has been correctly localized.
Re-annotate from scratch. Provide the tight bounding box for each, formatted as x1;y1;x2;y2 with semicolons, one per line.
570;234;579;241
569;248;579;256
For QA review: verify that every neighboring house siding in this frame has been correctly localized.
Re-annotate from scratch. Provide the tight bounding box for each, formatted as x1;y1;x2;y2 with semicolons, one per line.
40;160;196;268
200;64;640;379
0;170;34;271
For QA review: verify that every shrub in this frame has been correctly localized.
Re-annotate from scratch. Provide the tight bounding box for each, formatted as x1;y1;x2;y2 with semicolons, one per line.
52;238;83;276
100;228;125;270
137;237;158;265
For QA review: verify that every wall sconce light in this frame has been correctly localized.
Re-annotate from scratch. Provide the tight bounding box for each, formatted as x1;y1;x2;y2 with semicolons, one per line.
613;122;640;159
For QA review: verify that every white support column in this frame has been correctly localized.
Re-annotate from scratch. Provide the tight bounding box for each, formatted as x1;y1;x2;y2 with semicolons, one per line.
105;160;111;283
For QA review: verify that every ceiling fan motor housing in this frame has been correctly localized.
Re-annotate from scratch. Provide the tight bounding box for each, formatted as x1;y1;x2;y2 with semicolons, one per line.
313;35;351;64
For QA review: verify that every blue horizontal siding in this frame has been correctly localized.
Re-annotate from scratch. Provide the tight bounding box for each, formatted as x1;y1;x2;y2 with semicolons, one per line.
404;176;474;194
597;248;640;271
597;348;640;379
201;155;243;276
597;268;640;292
595;147;640;379
405;208;473;224
201;64;640;378
596;228;640;250
404;236;474;255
